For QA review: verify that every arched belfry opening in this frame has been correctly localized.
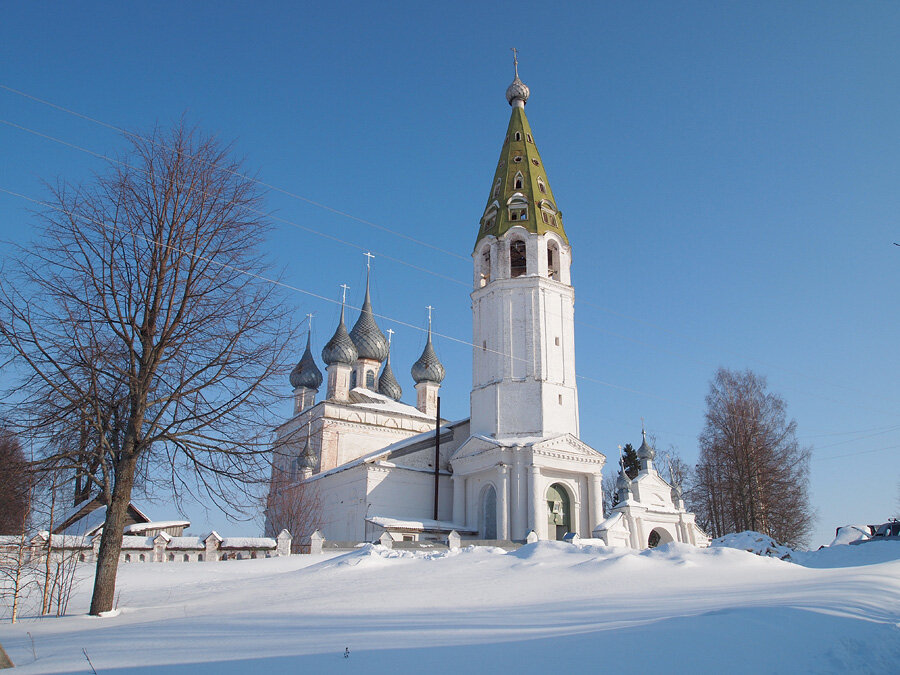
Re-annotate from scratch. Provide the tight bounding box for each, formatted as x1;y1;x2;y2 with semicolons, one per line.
480;245;491;287
547;240;560;281
510;239;527;278
546;483;571;541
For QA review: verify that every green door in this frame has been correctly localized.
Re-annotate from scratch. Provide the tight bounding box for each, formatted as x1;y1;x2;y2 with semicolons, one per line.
546;483;570;540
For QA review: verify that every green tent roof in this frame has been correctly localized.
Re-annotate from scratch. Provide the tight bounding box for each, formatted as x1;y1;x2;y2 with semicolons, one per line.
475;104;568;249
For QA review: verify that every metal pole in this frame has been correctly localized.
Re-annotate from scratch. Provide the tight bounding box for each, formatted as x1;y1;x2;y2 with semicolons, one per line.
433;396;441;521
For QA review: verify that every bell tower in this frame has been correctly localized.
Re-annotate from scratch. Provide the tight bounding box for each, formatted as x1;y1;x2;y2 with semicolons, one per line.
470;59;579;439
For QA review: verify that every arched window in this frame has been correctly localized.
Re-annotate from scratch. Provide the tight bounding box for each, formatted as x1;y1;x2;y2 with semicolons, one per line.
480;246;491;287
513;172;524;190
547;241;560;281
482;485;497;539
492;177;501;198
251;551;257;559
168;553;175;562
365;370;375;389
79;553;86;562
349;370;357;389
237;553;244;560
198;554;204;562
125;554;131;563
537;178;546;194
139;554;145;562
221;553;228;561
510;240;527;278
514;131;521;141
183;554;190;562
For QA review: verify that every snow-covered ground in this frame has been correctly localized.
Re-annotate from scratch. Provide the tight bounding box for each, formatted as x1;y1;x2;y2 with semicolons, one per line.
3;540;899;674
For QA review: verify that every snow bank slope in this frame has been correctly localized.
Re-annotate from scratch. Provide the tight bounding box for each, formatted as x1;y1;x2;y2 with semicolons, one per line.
3;541;899;674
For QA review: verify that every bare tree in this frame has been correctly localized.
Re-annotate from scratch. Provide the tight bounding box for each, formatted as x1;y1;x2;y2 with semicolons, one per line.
0;432;30;534
694;368;812;547
0;122;295;614
264;471;320;553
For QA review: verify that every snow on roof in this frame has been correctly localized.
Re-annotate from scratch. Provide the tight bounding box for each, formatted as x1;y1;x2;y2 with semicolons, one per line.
59;505;108;536
120;536;154;549
346;387;435;420
592;511;625;533
166;537;205;550
221;537;276;549
366;515;475;533
308;422;459;482
32;532;91;548
830;525;871;547
124;520;190;534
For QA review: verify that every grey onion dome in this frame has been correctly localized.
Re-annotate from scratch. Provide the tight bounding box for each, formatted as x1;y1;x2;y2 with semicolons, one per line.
297;436;316;472
411;325;445;384
505;76;530;106
377;353;402;401
616;469;631;492
349;280;389;362
290;333;323;390
637;430;655;461
322;302;358;366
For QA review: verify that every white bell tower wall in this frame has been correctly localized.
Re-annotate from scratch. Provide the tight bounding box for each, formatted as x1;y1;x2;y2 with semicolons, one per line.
470;227;578;439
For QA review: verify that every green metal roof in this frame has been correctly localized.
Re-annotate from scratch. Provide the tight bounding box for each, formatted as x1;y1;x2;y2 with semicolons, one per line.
475;104;568;249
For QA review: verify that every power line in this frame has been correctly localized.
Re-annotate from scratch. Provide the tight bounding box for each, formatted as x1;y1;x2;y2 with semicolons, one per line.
0;85;889;415
0;83;470;262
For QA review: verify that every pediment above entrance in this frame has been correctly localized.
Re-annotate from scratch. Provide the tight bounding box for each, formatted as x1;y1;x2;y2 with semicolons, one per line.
531;434;605;465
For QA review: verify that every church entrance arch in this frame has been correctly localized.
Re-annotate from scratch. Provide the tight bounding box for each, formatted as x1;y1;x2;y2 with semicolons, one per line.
481;484;497;540
546;483;571;540
648;527;674;548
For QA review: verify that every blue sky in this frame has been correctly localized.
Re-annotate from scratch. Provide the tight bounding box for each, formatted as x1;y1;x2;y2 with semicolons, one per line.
2;2;899;546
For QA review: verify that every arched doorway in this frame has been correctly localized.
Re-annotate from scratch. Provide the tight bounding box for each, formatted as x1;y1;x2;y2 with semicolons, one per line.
648;527;675;548
481;485;497;539
546;483;571;540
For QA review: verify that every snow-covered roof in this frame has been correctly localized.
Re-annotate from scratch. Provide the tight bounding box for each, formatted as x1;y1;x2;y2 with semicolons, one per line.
120;536;154;550
366;515;476;534
31;532;91;548
124;520;190;534
166;537;205;550
345;387;436;420
592;511;625;533
307;420;465;482
221;537;276;549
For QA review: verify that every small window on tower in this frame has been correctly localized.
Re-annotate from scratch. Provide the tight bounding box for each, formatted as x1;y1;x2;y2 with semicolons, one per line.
541;211;549;224
558;394;563;405
514;172;524;189
493;178;501;198
538;178;546;194
531;158;540;166
513;155;523;163
365;370;375;389
555;337;560;346
527;134;533;143
515;131;522;141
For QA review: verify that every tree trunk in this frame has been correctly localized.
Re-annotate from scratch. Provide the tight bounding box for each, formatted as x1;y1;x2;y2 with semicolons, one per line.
88;453;138;615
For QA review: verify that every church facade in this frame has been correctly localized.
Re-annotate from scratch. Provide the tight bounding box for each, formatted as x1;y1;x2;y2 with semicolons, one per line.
266;67;707;550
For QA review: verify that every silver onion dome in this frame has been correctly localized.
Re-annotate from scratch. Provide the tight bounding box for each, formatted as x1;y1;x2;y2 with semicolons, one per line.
637;429;655;461
322;301;358;366
505;76;530;106
377;352;403;401
290;332;323;390
411;323;445;385
298;437;316;472
349;279;389;362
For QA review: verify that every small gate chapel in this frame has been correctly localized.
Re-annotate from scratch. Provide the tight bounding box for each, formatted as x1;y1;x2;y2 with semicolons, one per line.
267;61;707;550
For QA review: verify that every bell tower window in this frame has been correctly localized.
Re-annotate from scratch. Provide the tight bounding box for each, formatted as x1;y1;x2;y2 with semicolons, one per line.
514;131;522;141
492;177;501;198
510;240;527;278
514;172;524;190
547;241;561;281
480;246;491;287
537;178;546;194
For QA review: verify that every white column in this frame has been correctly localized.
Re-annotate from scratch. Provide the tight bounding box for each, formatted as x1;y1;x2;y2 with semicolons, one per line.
528;465;543;539
589;473;604;531
452;474;466;526
511;451;527;540
498;464;510;540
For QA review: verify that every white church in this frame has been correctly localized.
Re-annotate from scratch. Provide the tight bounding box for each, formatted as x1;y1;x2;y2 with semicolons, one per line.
267;65;708;550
